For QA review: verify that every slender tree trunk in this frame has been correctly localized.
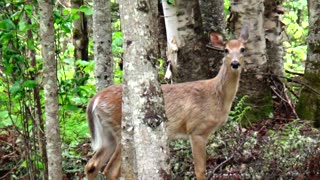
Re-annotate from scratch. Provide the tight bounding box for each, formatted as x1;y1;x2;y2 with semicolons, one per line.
71;0;89;86
162;0;210;83
296;0;320;127
93;0;114;92
39;0;63;179
26;7;48;179
229;0;273;121
119;0;170;178
199;0;226;77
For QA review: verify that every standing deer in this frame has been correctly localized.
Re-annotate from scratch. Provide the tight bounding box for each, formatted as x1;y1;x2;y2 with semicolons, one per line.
85;26;249;180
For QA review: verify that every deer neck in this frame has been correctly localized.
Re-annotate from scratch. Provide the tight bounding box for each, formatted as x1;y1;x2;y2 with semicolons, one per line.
213;61;241;108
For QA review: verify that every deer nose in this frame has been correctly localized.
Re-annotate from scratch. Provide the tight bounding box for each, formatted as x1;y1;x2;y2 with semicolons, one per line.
231;60;240;69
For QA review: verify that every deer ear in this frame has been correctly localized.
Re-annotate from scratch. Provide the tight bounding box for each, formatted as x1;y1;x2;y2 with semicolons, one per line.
209;32;225;49
239;25;249;43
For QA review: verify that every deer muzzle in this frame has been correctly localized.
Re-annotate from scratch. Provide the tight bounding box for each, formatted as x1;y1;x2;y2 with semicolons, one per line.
230;60;240;69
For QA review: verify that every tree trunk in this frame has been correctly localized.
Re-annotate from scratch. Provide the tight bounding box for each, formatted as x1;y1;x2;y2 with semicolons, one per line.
264;0;285;76
26;8;48;179
71;0;89;86
229;0;273;121
93;0;114;92
71;0;88;85
162;0;210;83
296;0;320;127
39;0;63;179
119;0;170;178
199;0;226;77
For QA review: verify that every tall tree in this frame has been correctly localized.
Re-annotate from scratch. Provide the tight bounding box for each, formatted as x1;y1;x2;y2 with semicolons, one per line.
229;0;273;121
39;0;63;179
264;0;285;76
71;0;89;86
296;0;320;127
119;0;170;178
93;0;114;91
162;0;210;83
25;2;48;177
199;0;226;76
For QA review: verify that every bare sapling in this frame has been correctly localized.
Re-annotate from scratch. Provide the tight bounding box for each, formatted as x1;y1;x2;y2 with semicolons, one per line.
85;25;249;180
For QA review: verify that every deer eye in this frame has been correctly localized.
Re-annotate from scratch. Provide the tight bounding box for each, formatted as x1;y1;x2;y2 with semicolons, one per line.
240;47;245;53
224;48;229;54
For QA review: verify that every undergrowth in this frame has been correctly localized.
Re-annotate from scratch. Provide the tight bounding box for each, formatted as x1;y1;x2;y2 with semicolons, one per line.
170;96;320;179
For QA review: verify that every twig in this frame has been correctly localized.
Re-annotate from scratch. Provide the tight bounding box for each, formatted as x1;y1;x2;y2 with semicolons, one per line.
283;82;299;99
285;69;304;76
207;139;246;179
283;84;299;119
0;166;17;179
270;85;289;104
269;75;299;119
256;73;320;96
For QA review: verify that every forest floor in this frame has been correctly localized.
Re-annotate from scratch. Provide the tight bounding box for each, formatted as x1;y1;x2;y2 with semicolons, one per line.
0;92;320;179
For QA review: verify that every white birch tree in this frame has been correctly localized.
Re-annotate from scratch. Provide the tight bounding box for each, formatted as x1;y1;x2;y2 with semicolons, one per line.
229;0;273;120
162;0;210;83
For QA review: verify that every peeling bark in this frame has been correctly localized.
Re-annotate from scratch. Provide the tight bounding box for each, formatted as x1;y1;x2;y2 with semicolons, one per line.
229;0;273;121
163;0;210;83
264;0;285;76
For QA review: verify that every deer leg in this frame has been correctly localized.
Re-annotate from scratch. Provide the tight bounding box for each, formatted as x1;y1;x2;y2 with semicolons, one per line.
190;135;207;180
85;146;114;180
103;143;121;180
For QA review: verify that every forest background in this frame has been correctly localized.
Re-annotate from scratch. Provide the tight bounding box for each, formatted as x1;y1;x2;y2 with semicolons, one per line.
0;0;320;179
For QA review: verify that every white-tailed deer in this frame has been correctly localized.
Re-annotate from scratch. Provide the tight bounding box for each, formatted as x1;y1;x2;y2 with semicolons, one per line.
85;26;249;180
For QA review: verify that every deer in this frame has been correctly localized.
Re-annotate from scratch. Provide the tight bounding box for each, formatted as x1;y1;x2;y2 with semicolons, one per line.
84;25;249;180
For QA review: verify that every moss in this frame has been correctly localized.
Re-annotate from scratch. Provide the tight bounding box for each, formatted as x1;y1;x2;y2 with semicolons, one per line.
238;93;273;126
296;88;320;127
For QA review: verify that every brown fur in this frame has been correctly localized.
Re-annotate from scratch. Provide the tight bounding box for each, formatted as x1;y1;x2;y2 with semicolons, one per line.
85;27;249;180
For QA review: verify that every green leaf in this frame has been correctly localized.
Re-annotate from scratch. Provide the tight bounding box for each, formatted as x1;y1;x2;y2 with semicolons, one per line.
27;38;35;50
62;8;71;16
0;19;16;30
167;0;175;5
64;104;78;112
0;111;11;127
76;59;89;67
79;5;93;16
18;20;28;31
10;81;22;94
23;80;37;88
21;160;27;168
63;58;74;65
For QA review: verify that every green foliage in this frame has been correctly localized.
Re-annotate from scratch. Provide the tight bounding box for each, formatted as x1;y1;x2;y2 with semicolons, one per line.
205;116;320;178
224;0;230;14
112;22;124;84
282;0;308;73
229;95;252;124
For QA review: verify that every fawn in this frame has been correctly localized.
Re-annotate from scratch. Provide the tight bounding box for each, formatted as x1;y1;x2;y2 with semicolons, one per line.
85;25;249;180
